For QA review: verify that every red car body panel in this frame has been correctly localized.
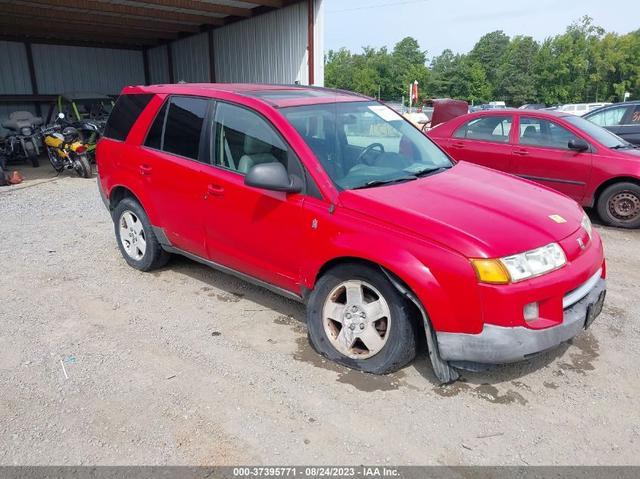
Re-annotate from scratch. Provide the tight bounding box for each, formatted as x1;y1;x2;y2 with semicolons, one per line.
97;84;605;351
428;109;640;206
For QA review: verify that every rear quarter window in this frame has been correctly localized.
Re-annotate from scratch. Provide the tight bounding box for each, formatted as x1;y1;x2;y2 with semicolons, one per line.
104;94;153;141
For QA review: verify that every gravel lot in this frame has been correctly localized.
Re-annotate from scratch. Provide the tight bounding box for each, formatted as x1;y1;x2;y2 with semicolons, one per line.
1;163;639;466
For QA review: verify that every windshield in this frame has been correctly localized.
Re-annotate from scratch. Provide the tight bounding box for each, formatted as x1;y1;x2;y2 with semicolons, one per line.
565;115;630;148
281;101;453;190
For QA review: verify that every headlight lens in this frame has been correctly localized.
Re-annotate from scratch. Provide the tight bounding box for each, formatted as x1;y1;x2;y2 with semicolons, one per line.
472;243;567;284
21;127;32;136
581;213;593;240
500;243;566;282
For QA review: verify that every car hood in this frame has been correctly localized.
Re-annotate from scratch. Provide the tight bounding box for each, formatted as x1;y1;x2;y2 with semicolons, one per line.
340;162;584;258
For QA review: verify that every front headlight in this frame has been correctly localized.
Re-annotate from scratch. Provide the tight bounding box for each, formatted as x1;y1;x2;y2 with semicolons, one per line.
21;127;32;136
472;243;567;284
581;213;593;240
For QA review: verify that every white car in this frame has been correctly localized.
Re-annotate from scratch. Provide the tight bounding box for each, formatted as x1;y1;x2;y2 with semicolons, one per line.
558;103;612;116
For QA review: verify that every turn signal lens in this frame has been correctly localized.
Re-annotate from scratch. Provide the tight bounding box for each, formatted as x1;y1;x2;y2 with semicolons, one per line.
471;259;511;284
75;145;87;153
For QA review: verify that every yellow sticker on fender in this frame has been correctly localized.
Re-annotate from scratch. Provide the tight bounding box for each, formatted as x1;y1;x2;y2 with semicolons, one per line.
549;214;567;224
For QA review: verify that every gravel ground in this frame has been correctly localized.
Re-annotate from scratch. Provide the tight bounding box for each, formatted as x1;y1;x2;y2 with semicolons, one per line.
0;163;639;466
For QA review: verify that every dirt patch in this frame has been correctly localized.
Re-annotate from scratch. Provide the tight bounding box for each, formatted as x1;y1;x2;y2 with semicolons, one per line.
558;332;600;374
434;380;528;405
292;336;405;392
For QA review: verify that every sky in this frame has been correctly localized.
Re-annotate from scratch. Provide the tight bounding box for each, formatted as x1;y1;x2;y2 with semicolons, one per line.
323;0;640;57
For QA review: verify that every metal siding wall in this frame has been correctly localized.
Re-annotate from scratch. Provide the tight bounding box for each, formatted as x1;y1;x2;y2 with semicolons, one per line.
148;45;170;84
31;44;144;95
213;3;308;84
0;41;32;94
171;33;210;83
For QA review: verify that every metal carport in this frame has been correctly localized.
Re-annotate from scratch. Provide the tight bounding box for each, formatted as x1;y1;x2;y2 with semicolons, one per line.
0;0;324;129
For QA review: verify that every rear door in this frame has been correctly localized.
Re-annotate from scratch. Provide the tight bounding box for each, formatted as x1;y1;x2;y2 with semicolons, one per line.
511;115;591;201
200;101;309;292
445;114;515;172
137;96;210;257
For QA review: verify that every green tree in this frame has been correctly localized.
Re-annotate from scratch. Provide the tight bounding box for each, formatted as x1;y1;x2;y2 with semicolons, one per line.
496;36;540;104
468;31;510;95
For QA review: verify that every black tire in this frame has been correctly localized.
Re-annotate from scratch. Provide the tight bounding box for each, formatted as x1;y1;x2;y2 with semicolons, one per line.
75;154;92;178
596;182;640;229
46;148;64;172
306;263;417;374
27;148;39;168
112;197;170;271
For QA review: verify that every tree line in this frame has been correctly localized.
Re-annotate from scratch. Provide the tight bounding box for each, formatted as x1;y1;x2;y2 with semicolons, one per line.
324;16;640;106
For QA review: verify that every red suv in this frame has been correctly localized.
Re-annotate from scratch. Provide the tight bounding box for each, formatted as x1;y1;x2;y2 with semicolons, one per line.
97;84;606;383
428;109;640;228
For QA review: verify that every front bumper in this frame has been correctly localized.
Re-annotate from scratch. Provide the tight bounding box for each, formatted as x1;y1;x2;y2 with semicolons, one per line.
436;276;606;364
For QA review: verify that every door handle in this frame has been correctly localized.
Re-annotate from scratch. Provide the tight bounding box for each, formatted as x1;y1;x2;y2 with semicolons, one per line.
451;142;465;148
139;164;152;176
206;184;225;197
513;149;529;156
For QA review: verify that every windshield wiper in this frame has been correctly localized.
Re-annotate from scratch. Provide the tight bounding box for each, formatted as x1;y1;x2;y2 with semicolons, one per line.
610;144;633;150
413;166;452;177
353;176;417;190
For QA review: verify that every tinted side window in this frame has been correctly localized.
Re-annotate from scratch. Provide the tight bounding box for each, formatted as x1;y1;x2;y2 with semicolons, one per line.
454;116;512;143
163;97;208;160
519;117;578;149
104;94;153;141
144;102;167;150
212;102;294;176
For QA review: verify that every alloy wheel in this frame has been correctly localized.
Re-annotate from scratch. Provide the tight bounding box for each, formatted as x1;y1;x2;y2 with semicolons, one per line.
322;280;391;359
118;211;147;261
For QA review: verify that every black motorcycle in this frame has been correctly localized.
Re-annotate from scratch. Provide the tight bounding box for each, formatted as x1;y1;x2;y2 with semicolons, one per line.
0;111;43;167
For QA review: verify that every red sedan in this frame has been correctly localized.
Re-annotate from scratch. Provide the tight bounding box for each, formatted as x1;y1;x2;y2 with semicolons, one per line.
428;109;640;228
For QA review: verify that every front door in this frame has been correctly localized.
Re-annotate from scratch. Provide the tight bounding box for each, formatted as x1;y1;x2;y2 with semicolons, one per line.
511;115;591;201
201;101;309;293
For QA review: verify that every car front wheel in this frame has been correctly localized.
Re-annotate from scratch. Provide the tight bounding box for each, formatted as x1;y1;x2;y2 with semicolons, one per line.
306;263;417;374
597;182;640;229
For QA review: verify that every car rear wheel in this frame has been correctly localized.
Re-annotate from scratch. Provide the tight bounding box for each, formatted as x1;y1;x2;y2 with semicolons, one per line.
307;263;417;374
597;182;640;229
113;198;170;271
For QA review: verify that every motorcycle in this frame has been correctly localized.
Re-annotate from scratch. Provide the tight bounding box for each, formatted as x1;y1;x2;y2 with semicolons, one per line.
0;111;43;167
42;113;92;178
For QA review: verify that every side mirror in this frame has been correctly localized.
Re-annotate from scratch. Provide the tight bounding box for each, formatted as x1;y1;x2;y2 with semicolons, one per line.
244;162;302;193
58;112;65;120
568;138;589;152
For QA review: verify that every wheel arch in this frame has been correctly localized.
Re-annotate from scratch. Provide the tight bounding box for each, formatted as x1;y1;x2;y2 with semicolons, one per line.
107;184;159;225
310;254;460;383
588;176;640;207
